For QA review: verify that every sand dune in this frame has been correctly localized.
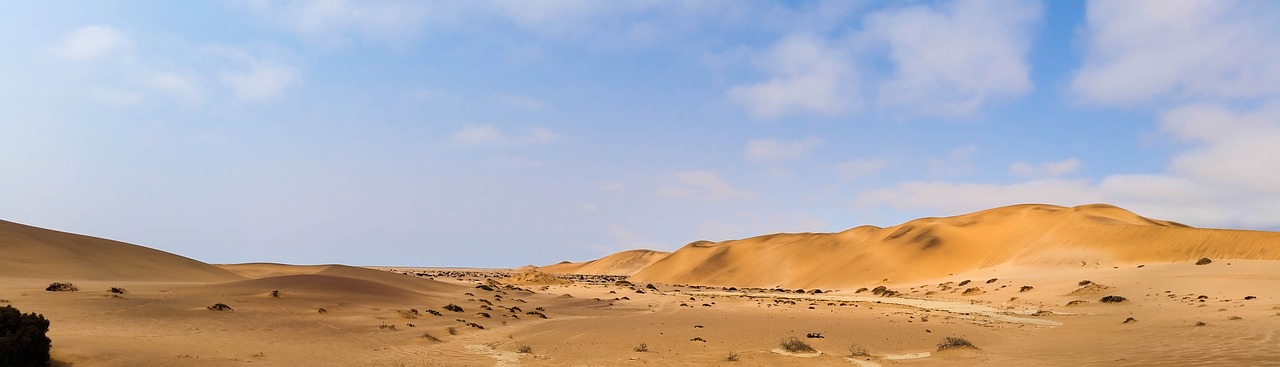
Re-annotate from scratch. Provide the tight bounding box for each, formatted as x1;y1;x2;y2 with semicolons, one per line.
537;249;670;276
629;204;1280;288
0;219;242;282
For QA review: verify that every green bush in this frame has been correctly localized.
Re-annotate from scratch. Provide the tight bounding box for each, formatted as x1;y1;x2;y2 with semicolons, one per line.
0;305;52;367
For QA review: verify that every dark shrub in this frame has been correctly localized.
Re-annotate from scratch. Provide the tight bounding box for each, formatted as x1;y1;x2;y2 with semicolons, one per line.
270;290;281;298
985;278;998;284
109;287;127;294
426;309;442;316
779;337;815;353
0;305;52;367
1078;280;1092;286
937;336;978;351
1099;295;1127;303
475;284;495;292
1019;285;1034;292
517;345;532;354
44;282;77;292
207;303;233;311
633;343;648;352
957;280;971;286
1196;258;1212;265
805;332;824;338
725;351;740;361
443;304;464;312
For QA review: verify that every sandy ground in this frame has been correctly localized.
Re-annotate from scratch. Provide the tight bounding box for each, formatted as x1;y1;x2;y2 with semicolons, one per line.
2;259;1277;367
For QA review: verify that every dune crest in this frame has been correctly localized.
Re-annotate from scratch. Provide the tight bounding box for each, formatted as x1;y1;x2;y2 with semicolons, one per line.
537;249;670;276
0;219;242;282
628;204;1280;288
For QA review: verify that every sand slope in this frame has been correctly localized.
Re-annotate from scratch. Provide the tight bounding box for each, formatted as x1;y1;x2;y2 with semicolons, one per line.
630;204;1280;288
0;219;242;282
538;249;670;276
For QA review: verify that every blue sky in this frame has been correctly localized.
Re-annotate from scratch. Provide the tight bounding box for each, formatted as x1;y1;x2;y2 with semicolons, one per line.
4;1;1280;267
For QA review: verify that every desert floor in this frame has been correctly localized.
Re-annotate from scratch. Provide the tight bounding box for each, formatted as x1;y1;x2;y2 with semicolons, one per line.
3;260;1279;367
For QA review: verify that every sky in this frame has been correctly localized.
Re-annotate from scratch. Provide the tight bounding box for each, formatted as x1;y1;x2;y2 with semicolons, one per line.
3;0;1280;267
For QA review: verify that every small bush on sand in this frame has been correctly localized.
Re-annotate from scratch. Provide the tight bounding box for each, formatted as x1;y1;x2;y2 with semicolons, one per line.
0;305;52;367
525;311;547;319
1099;295;1127;303
443;304;464;312
937;337;978;351
422;333;442;342
779;337;815;353
270;290;281;298
426;309;442;316
1078;280;1092;286
1019;285;1034;292
207;303;233;311
805;332;824;339
1196;257;1212;265
317;308;327;314
475;284;495;292
848;344;870;357
109;287;127;294
447;327;457;335
633;343;648;352
725;351;740;361
957;280;971;286
44;282;77;292
517;345;532;354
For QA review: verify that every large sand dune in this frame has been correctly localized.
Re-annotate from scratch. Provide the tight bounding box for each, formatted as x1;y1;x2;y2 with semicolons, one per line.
629;204;1280;288
0;219;242;282
537;249;669;276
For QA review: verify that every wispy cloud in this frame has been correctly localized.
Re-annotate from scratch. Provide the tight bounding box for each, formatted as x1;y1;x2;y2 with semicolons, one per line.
56;25;131;60
1010;158;1081;178
727;34;861;120
451;125;558;147
656;171;756;202
744;137;823;162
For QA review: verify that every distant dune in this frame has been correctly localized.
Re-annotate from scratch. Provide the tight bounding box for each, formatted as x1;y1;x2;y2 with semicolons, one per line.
0;219;242;282
627;204;1280;288
538;249;670;276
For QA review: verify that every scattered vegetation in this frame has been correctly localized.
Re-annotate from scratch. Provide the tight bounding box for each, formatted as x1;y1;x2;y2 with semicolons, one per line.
270;290;281;298
1099;295;1128;303
985;278;998;284
0;305;52;367
1244;296;1257;300
848;344;870;357
725;351;740;361
805;332;824;339
378;323;397;330
475;284;495;292
936;337;978;351
422;333;442;342
525;311;547;319
44;282;77;292
1196;257;1212;265
426;309;443;316
779;337;816;353
633;343;649;352
109;287;127;294
690;337;706;342
957;280;971;286
447;327;458;335
1019;285;1034;292
517;345;532;354
465;322;484;330
1195;321;1207;327
1066;300;1088;306
477;312;491;318
443;304;464;312
1078;280;1092;286
317;308;327;314
207;303;233;311
1123;317;1137;324
854;287;868;293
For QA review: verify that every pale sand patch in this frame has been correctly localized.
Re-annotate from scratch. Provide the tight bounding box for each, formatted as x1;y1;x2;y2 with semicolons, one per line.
770;348;822;358
695;291;1062;326
844;357;883;366
882;351;931;360
466;344;522;367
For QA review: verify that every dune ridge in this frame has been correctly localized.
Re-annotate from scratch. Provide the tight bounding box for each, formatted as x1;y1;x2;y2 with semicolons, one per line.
0;219;242;282
537;249;670;276
627;204;1280;288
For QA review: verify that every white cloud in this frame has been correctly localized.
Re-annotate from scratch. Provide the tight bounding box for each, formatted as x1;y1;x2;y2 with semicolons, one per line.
744;137;823;162
451;125;558;147
220;62;301;103
147;72;203;102
656;171;756;202
865;0;1041;116
727;34;861;120
1071;0;1280;105
835;158;888;180
247;0;438;46
856;102;1280;229
57;25;130;60
1010;158;1081;178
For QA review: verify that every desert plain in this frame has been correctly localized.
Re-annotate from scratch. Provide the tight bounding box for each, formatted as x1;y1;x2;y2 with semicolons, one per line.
3;203;1280;366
